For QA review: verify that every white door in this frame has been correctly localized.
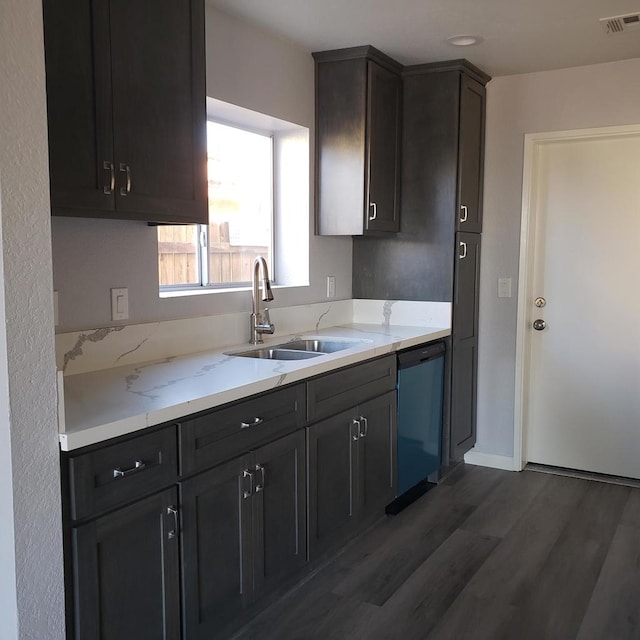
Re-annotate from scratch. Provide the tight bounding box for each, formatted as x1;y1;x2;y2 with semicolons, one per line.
524;129;640;479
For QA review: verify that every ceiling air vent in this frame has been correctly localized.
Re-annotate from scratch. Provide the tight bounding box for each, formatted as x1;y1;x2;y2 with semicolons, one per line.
600;12;640;35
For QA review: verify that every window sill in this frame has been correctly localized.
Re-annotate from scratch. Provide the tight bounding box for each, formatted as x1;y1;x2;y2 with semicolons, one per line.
159;283;309;299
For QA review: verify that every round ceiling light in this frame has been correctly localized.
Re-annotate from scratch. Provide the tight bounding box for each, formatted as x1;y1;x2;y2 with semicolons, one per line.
447;35;482;46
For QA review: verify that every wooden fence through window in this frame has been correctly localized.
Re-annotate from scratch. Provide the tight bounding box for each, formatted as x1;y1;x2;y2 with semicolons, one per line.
158;222;268;286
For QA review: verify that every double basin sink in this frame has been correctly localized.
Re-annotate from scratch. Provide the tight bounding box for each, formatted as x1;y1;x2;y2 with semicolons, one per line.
227;338;368;361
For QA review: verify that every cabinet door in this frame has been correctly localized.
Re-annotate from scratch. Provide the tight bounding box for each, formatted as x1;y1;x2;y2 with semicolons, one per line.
307;409;359;560
453;232;481;341
315;56;368;236
451;233;481;459
180;454;252;640
109;0;207;223
72;488;180;640
457;75;486;233
252;430;307;597
450;339;478;460
43;0;115;214
357;391;397;520
365;61;401;233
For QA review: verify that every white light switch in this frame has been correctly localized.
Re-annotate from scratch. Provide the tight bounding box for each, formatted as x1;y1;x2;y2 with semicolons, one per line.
326;276;336;298
111;287;129;321
498;278;512;298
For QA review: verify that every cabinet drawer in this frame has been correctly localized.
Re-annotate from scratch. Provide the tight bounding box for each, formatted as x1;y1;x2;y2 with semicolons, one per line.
68;426;178;522
307;355;397;421
179;384;306;476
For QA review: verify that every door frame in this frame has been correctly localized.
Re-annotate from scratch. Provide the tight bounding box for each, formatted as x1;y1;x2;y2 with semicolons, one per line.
513;123;640;471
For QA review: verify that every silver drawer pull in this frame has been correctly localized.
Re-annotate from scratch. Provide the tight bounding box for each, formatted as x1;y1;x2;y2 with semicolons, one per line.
460;204;468;222
113;459;146;478
240;417;263;429
255;464;266;493
242;470;254;499
351;419;361;441
119;163;131;195
103;160;115;195
167;505;179;540
358;416;369;438
459;241;467;260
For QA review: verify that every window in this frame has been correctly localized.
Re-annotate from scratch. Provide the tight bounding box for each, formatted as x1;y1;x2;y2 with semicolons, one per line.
158;120;273;288
158;99;310;295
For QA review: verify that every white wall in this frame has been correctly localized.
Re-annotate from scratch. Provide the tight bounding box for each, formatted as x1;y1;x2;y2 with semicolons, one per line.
477;58;640;458
51;5;352;332
0;0;65;637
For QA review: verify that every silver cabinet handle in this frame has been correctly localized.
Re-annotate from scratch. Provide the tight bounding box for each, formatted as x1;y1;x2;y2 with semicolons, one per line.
167;505;179;540
459;241;467;260
240;417;263;429
242;470;254;499
351;418;361;441
119;163;131;195
254;464;265;493
113;459;145;478
460;205;468;223
368;202;377;221
358;416;368;438
103;160;115;194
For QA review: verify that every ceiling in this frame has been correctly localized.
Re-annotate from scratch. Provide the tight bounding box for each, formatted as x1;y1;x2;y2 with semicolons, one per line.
207;0;640;77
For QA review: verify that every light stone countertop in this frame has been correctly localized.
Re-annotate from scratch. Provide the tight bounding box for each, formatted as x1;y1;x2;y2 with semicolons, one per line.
59;323;450;451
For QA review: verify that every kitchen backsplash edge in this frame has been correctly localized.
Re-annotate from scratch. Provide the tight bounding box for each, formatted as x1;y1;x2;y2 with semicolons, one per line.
56;299;451;376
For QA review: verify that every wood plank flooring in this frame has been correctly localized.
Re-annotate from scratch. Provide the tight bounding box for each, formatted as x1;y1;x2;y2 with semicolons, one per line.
233;464;640;640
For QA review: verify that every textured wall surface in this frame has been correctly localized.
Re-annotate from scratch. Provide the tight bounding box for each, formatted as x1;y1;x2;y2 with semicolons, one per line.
51;4;353;332
477;58;640;458
0;0;65;637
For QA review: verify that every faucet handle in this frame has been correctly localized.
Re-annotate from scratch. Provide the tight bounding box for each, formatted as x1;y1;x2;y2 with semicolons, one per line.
262;308;275;334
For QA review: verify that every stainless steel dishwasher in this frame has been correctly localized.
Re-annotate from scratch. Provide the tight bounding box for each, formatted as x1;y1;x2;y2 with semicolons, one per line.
395;341;446;500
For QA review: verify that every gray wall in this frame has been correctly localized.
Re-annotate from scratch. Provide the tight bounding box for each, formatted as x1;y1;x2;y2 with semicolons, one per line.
0;0;65;637
477;57;640;458
51;5;353;332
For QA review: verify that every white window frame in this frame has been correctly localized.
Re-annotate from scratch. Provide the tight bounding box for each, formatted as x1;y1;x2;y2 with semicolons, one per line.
160;118;275;292
159;97;310;297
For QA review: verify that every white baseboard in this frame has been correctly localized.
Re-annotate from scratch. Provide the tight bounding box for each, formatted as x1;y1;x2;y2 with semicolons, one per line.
464;449;522;471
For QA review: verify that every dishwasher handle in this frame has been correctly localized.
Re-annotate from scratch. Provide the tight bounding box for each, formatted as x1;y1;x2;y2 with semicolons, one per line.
397;341;446;369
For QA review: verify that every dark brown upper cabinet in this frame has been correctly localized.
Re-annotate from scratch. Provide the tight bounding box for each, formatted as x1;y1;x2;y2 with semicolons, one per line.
457;74;486;233
42;0;208;224
313;46;402;236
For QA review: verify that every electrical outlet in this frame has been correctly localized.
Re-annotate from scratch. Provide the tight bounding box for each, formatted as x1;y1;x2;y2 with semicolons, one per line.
326;276;336;298
111;288;129;321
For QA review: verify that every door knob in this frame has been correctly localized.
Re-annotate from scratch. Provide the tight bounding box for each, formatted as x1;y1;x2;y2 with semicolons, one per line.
533;319;546;331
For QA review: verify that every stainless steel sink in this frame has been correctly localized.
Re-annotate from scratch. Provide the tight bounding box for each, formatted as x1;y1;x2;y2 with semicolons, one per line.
230;348;322;361
278;339;364;353
227;337;368;360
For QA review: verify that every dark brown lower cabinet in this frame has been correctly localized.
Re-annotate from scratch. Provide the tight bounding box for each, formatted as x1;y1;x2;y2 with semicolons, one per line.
71;487;181;640
252;431;307;598
450;339;478;459
307;407;356;556
359;393;398;518
65;358;403;638
180;430;306;640
308;390;397;560
451;232;481;460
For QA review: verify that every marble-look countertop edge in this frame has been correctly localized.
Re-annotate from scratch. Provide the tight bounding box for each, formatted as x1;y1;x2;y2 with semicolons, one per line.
60;324;450;452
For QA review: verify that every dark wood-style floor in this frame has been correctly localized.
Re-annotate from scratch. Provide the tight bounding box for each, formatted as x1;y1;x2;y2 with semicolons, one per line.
234;464;640;640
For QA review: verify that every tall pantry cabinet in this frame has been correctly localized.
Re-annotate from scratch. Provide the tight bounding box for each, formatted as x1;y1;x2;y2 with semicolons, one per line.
352;60;490;463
